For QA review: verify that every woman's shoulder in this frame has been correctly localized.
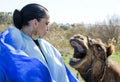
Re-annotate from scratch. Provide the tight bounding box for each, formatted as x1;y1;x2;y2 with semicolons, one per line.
37;38;58;51
0;26;19;36
37;38;61;56
37;38;52;46
0;26;24;50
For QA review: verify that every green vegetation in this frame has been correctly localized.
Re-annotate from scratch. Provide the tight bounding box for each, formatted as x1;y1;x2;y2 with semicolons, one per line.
0;12;13;24
110;52;120;67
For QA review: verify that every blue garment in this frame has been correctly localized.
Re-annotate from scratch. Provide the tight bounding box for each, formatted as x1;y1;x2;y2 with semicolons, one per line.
0;27;79;82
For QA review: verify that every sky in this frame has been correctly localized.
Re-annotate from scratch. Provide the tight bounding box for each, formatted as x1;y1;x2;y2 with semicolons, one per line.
0;0;120;24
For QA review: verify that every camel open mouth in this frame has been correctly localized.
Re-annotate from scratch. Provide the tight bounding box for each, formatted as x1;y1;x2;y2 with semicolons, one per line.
69;38;87;67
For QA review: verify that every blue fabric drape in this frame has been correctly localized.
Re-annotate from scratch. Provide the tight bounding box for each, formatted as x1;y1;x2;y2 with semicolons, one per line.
0;27;79;82
0;28;53;82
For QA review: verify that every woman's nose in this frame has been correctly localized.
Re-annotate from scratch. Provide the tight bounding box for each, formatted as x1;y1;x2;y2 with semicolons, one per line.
46;26;49;31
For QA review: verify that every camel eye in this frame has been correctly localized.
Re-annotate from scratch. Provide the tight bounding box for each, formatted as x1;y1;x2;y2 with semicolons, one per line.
96;45;102;51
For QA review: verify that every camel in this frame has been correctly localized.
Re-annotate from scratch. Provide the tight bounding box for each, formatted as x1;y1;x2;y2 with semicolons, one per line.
69;34;120;82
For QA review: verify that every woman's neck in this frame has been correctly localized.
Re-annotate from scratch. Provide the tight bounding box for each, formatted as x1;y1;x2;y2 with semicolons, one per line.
21;26;33;38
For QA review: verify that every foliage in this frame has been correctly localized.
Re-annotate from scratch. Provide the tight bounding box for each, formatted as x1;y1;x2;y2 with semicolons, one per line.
59;23;72;30
44;27;72;55
0;24;10;33
0;12;13;24
110;52;120;66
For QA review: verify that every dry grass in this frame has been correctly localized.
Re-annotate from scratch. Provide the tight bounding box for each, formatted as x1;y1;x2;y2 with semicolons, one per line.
44;28;73;56
0;24;10;33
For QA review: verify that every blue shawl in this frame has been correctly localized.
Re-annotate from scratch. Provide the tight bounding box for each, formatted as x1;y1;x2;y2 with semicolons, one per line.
0;27;79;82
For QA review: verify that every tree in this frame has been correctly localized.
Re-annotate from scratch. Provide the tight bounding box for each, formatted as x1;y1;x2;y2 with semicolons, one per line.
0;12;13;24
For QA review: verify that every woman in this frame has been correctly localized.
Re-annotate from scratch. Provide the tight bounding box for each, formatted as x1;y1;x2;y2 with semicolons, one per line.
0;3;79;82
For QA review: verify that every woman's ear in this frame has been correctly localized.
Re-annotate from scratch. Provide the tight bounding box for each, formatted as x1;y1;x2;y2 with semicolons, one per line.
31;19;39;40
32;19;39;29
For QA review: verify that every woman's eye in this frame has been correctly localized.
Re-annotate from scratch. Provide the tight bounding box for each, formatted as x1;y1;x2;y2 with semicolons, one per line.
46;22;49;25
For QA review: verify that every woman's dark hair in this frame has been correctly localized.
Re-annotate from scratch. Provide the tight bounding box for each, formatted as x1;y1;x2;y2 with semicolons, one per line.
13;3;48;29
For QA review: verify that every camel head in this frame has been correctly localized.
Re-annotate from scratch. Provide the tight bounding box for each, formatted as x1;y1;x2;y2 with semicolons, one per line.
69;34;114;81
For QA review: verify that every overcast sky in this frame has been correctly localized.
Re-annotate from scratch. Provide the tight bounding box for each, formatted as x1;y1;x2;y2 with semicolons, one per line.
0;0;120;24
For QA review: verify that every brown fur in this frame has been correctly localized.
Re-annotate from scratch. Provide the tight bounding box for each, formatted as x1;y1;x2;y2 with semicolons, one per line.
69;34;120;82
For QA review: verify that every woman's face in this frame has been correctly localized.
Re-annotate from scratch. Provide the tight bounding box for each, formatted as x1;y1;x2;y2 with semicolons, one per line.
36;17;50;38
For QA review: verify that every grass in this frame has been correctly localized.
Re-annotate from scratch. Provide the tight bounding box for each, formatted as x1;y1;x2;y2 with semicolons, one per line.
63;52;120;82
109;52;120;67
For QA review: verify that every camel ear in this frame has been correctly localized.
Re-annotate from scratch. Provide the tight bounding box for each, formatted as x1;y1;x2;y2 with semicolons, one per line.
106;44;115;57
